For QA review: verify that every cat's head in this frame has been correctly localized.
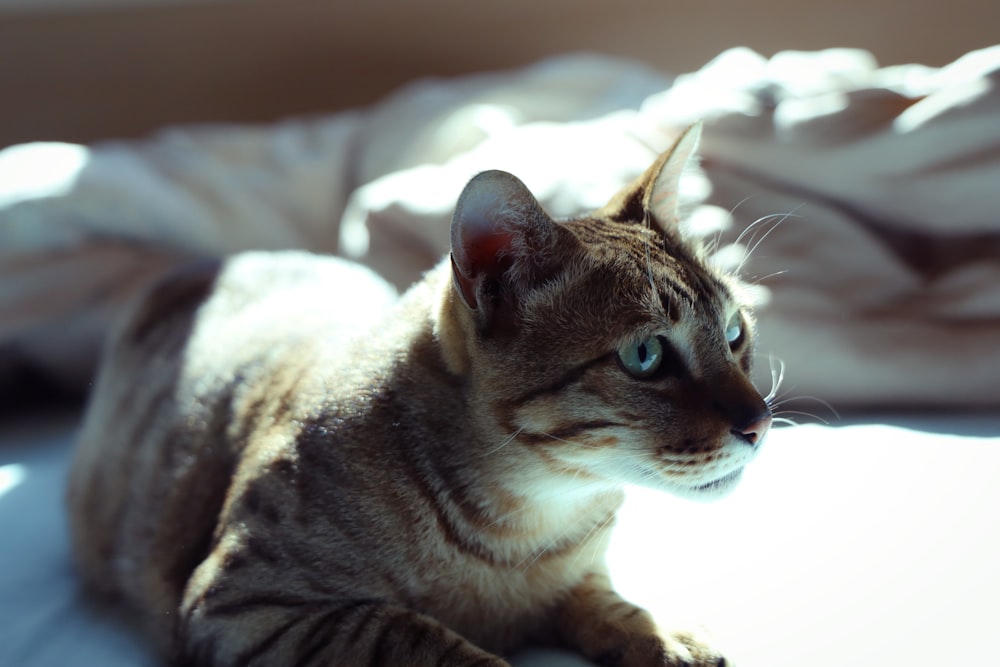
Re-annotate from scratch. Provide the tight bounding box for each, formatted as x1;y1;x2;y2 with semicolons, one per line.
445;124;771;500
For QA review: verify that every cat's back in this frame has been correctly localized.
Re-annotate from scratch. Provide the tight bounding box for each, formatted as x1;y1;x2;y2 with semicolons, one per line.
67;251;398;620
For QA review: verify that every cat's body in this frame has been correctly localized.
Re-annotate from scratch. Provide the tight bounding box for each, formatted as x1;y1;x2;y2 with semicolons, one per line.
68;125;771;666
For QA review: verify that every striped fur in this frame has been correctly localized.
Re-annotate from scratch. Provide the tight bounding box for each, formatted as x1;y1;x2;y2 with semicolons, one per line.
68;125;768;666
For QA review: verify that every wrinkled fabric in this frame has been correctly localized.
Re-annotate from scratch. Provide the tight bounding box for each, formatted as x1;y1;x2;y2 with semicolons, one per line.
1;48;998;409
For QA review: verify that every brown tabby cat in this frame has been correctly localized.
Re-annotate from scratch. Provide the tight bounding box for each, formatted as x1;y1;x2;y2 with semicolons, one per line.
67;123;771;667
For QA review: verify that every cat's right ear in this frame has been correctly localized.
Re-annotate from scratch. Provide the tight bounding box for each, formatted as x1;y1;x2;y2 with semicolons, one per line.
450;170;561;334
596;122;702;233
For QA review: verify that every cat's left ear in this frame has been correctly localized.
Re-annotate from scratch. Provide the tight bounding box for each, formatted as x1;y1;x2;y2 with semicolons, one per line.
597;122;702;233
450;170;567;334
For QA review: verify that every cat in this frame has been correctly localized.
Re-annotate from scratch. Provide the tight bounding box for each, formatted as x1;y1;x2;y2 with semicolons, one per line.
67;123;772;667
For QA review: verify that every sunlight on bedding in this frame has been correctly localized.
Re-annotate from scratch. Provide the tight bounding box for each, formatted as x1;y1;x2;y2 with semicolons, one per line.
0;142;88;208
1;413;998;667
607;423;1000;667
436;104;522;142
0;463;27;499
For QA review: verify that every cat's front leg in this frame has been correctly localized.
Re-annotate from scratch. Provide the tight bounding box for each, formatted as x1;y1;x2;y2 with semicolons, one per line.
179;592;510;666
552;571;727;667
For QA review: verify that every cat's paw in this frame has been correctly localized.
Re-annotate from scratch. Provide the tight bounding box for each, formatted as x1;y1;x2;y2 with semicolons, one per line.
655;629;729;667
598;628;729;667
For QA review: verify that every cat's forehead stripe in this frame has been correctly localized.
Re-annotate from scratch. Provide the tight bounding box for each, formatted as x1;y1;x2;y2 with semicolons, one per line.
572;216;731;326
657;292;680;324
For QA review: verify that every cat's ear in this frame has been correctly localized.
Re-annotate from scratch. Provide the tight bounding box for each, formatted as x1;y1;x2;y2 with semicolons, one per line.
450;170;564;334
597;122;702;232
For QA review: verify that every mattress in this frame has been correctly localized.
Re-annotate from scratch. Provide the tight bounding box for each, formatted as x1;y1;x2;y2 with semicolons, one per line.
3;410;997;666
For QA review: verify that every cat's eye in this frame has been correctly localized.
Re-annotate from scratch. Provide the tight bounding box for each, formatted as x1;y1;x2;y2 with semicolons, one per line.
617;336;664;379
725;312;744;350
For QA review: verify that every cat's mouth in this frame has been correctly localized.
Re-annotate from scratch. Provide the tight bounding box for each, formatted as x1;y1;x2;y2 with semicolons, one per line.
687;468;744;495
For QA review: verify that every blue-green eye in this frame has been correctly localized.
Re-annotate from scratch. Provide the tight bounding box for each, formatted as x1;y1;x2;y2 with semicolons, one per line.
618;336;664;379
725;312;744;349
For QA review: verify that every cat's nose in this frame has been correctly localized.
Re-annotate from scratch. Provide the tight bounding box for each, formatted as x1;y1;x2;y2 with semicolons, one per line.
732;412;772;447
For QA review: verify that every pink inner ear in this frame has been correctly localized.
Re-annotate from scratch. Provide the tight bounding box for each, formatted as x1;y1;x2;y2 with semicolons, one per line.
449;169;554;315
451;227;516;310
461;228;515;277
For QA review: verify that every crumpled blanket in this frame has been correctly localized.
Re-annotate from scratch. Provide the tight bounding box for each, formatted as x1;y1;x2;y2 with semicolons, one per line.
1;48;998;410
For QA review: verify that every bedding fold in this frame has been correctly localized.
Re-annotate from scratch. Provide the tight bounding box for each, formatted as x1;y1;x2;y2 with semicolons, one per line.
1;47;997;409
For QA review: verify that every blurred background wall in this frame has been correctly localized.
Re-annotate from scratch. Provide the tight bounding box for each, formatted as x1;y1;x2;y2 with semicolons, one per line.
0;0;997;147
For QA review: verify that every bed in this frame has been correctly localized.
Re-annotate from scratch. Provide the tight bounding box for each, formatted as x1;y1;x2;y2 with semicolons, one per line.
2;43;999;667
4;410;999;666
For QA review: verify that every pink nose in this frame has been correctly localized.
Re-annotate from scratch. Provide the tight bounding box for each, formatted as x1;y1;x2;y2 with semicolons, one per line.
734;414;772;447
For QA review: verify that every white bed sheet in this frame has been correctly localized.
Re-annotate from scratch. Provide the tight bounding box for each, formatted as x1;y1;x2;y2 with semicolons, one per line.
4;48;1000;410
2;411;998;666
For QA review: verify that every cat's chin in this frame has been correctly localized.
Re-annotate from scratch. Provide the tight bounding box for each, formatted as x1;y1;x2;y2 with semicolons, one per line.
672;468;744;502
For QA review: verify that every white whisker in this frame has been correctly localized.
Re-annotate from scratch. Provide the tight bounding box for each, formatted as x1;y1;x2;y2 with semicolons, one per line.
536;430;610;450
476;427;524;458
577;508;621;571
735;207;804;276
733;212;777;247
703;231;721;258
765;354;786;404
728;196;755;219
748;269;789;285
769;394;841;423
772;410;831;426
